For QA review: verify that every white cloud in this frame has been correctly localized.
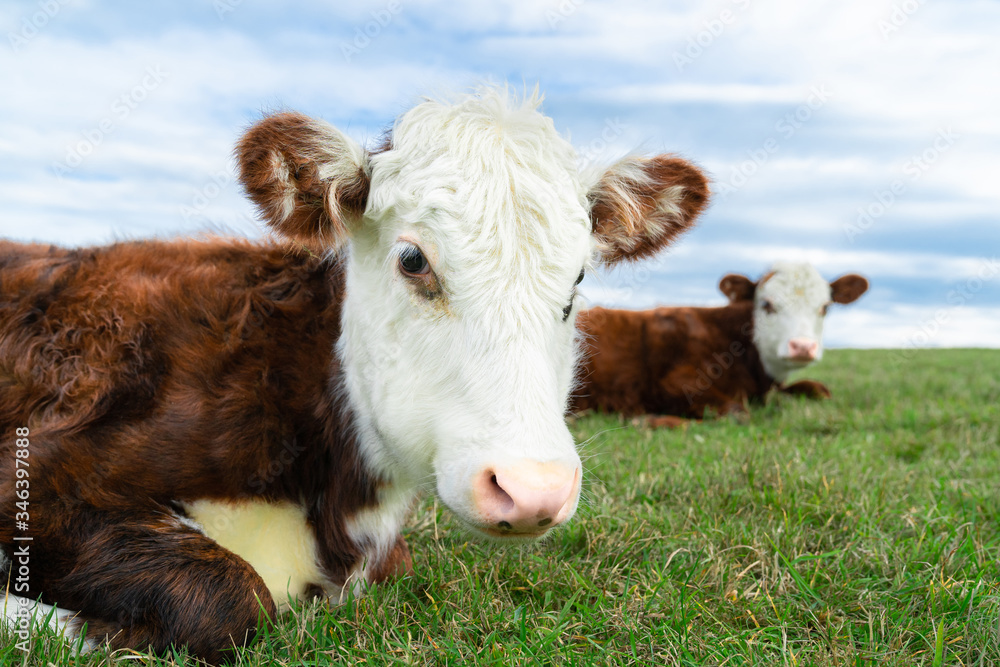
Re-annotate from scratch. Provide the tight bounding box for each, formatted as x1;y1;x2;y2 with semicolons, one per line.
655;243;996;284
0;26;474;246
827;305;1000;349
585;83;809;105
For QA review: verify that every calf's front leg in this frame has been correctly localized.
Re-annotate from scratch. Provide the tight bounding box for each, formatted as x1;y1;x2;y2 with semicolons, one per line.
642;415;692;429
780;379;832;399
5;505;277;665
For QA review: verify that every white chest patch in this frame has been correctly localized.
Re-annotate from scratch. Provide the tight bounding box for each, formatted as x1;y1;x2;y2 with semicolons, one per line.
182;500;333;610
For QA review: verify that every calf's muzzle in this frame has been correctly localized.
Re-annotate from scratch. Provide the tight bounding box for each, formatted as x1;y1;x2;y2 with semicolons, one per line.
787;337;819;361
471;459;579;536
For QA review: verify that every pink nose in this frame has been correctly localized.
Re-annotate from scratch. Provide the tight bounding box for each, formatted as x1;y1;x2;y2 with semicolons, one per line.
788;337;819;361
472;460;579;535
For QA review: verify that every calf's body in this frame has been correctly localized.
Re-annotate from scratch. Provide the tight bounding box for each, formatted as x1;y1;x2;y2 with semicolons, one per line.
0;239;408;661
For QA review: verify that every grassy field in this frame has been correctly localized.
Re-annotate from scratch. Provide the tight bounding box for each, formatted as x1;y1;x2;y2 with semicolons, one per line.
4;349;999;666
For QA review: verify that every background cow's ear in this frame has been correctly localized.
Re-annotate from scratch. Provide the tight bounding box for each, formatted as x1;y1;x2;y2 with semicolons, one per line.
588;155;709;265
830;274;869;304
719;274;756;302
236;111;370;249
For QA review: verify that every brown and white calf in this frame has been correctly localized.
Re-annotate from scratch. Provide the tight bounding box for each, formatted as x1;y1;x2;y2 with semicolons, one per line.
0;88;709;662
572;262;868;427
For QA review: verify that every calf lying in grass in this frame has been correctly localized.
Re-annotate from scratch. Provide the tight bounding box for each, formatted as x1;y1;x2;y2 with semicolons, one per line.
572;262;868;427
0;87;709;662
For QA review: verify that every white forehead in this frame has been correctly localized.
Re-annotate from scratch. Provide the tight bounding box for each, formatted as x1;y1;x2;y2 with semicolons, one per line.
365;89;594;319
756;262;831;309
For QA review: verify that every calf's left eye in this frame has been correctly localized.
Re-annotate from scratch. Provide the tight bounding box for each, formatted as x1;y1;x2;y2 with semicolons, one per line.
399;246;430;276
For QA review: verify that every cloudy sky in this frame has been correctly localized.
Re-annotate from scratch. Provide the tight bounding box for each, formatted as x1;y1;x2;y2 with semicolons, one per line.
2;0;997;348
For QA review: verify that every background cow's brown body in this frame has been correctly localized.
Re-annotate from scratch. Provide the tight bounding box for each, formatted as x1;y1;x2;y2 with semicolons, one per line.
0;238;405;662
573;303;797;424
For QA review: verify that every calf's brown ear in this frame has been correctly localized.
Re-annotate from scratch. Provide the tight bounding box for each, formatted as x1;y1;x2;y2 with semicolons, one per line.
589;155;709;265
719;274;756;302
236;111;370;249
830;274;869;304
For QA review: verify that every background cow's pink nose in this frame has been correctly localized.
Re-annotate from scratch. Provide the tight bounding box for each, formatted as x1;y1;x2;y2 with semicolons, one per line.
788;337;819;361
473;460;579;534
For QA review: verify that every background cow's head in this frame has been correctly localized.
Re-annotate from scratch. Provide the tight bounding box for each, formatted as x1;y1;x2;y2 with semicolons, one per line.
720;262;868;383
237;88;709;540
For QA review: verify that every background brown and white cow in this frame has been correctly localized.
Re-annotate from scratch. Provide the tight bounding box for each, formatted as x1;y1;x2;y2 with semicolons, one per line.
0;88;709;662
572;262;868;427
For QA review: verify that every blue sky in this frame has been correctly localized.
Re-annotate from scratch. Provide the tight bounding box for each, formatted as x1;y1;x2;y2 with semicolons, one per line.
2;0;997;347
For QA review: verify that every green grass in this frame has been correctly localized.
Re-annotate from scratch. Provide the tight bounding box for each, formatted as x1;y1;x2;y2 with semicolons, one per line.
4;349;999;666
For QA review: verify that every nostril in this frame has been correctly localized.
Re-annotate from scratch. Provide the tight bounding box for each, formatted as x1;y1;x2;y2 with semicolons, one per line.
538;518;552;527
487;472;515;513
497;521;512;530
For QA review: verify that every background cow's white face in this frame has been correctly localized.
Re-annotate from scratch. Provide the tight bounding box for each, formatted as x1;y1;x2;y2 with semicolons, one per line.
720;262;869;383
237;87;709;540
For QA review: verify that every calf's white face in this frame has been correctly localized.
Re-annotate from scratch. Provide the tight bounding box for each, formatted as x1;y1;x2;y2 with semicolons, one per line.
720;262;869;383
237;88;709;539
